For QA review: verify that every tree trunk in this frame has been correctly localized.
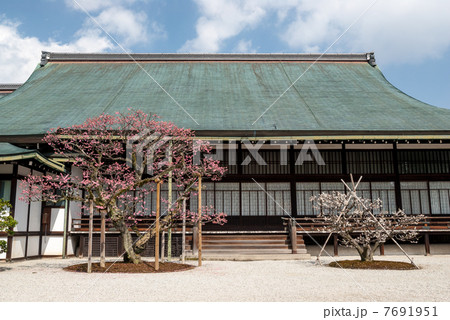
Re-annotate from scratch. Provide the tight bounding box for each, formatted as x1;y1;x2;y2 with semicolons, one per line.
115;221;141;264
359;245;375;262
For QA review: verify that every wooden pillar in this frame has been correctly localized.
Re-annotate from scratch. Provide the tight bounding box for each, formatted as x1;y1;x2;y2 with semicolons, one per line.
63;195;71;258
341;143;347;175
289;145;298;217
6;164;18;262
380;243;385;256
392;143;403;210
87;200;94;273
333;234;338;256
24;191;31;259
237;142;243;226
237;141;243;175
155;180;161;271
198;175;202;266
424;233;431;256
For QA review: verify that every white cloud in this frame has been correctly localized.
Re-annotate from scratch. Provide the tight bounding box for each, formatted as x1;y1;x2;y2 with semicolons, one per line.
183;0;450;65
67;0;165;48
0;18;113;82
280;0;450;64
179;0;271;52
80;6;149;47
0;0;164;83
65;0;139;12
234;39;255;53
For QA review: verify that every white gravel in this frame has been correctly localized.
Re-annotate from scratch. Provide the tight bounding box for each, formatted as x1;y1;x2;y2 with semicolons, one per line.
0;255;449;302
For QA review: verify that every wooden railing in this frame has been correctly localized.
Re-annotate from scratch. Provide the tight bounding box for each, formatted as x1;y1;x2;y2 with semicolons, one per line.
71;217;193;232
282;216;450;255
282;216;450;233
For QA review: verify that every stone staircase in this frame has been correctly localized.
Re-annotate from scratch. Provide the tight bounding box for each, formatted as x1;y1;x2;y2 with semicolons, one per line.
188;232;310;260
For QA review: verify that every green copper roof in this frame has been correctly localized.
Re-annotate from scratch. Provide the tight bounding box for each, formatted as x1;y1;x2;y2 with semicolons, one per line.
0;143;35;156
0;143;65;172
0;52;449;138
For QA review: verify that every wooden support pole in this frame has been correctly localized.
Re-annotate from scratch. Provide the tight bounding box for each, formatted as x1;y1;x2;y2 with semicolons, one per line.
198;175;202;266
100;209;106;268
424;233;431;256
168;148;173;260
155;181;161;271
87;200;94;274
380;243;385;256
333;234;338;256
290;218;297;254
161;230;165;261
181;198;186;263
192;225;198;255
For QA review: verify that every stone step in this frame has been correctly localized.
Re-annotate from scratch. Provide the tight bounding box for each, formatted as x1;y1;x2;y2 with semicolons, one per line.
201;248;308;254
196;240;298;245
202;235;291;240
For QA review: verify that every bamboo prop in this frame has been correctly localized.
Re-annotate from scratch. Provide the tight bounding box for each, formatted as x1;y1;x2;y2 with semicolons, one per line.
100;209;106;268
181;198;186;263
198;175;202;267
341;175;419;269
155;180;161;271
161;231;165;261
87;200;94;273
316;175;362;265
168;143;173;260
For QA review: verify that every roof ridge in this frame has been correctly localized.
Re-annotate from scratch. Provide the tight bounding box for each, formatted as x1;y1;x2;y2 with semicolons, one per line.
0;84;22;89
40;51;376;66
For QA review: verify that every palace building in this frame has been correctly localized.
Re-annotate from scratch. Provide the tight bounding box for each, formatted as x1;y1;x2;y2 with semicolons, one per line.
1;52;449;260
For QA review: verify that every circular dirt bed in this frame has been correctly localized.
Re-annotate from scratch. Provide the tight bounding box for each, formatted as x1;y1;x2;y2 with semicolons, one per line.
64;261;195;273
328;260;417;270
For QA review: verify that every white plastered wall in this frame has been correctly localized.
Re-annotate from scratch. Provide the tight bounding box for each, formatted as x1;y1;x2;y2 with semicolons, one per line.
27;236;40;257
40;236;63;256
0;237;6;259
13;177;28;233
11;236;26;259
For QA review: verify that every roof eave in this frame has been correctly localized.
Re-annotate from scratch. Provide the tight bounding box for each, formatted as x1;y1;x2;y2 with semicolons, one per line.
40;51;376;66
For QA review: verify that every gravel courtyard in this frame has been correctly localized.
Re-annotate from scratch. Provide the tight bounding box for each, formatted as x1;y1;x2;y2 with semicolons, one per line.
0;255;449;302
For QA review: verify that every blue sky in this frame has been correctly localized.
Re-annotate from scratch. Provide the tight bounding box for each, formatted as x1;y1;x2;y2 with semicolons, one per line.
1;0;449;109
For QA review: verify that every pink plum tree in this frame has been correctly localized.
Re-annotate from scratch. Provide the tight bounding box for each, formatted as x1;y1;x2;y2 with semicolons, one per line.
21;110;226;264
